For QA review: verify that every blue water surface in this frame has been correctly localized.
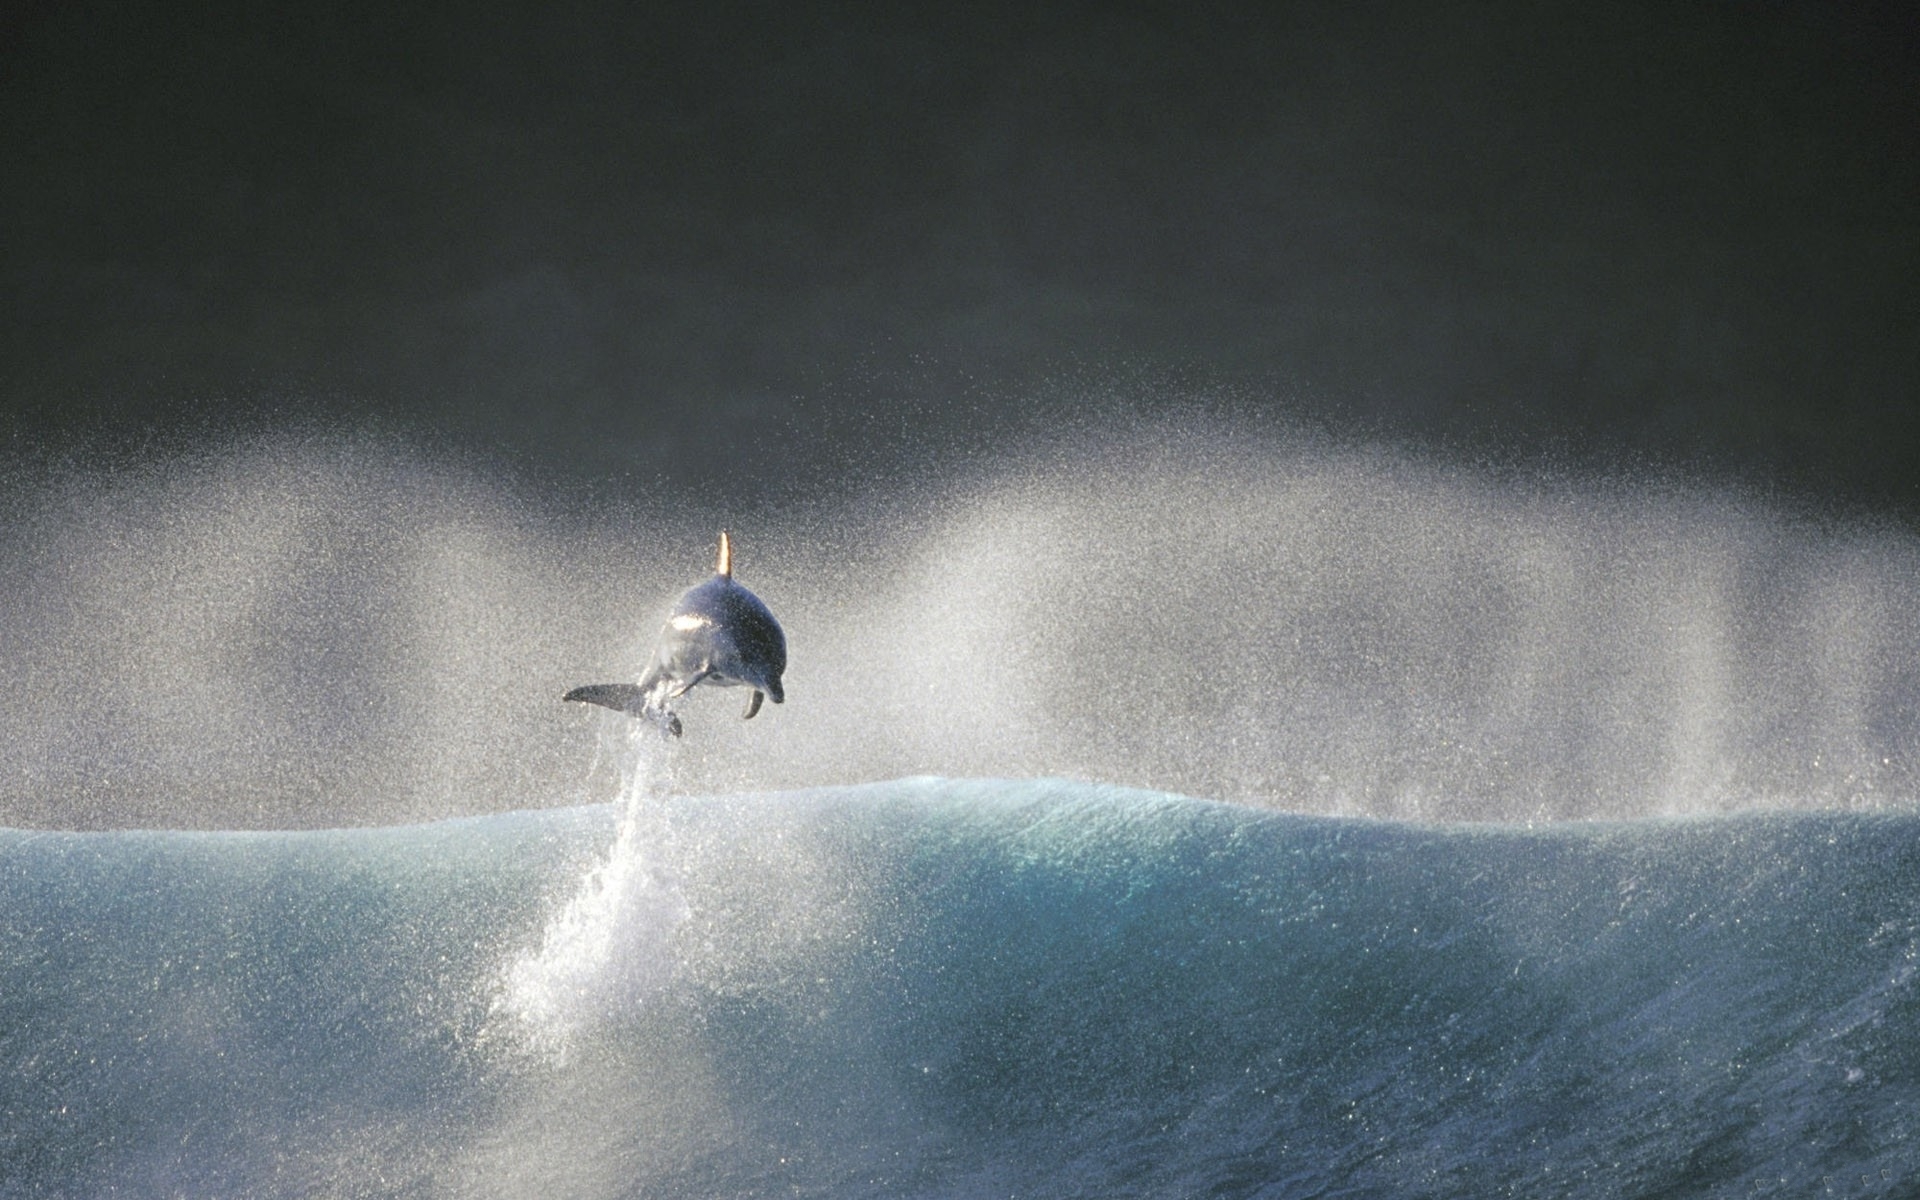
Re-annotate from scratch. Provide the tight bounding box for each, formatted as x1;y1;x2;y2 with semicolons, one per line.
4;777;1917;1198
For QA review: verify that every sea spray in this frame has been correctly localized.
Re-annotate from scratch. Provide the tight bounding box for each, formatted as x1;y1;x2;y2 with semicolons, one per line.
496;718;689;1059
6;430;1919;829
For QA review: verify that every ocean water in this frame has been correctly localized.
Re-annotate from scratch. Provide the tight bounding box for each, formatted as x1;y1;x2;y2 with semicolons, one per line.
5;771;1919;1198
4;427;1920;1196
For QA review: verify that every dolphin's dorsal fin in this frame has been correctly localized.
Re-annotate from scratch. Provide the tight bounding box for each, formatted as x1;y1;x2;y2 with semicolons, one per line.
717;529;733;579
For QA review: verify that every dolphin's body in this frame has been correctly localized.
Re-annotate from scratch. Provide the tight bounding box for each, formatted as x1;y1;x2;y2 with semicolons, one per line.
564;531;786;737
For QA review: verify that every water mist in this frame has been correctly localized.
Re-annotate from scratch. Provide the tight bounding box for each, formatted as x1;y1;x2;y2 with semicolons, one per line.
1;421;1914;828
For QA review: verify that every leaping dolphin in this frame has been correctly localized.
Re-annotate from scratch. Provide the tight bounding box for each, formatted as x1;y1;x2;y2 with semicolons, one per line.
563;531;787;737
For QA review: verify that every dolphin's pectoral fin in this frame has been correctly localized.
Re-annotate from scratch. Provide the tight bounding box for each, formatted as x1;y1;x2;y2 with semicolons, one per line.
742;689;764;720
633;698;684;739
563;683;648;714
659;666;712;703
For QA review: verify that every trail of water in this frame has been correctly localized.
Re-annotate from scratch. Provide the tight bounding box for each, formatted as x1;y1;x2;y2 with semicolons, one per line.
495;717;689;1060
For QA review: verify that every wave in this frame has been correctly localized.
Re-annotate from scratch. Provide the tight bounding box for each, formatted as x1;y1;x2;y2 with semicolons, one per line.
5;775;1918;1197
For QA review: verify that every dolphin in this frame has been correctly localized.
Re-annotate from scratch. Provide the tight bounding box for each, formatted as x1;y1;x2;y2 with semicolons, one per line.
563;531;787;737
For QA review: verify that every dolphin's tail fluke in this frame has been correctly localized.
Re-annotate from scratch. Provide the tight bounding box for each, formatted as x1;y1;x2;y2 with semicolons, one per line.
563;683;647;713
563;683;682;737
716;530;733;579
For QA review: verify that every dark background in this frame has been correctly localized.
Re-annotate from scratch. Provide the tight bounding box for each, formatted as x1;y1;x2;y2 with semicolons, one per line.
3;0;1916;513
